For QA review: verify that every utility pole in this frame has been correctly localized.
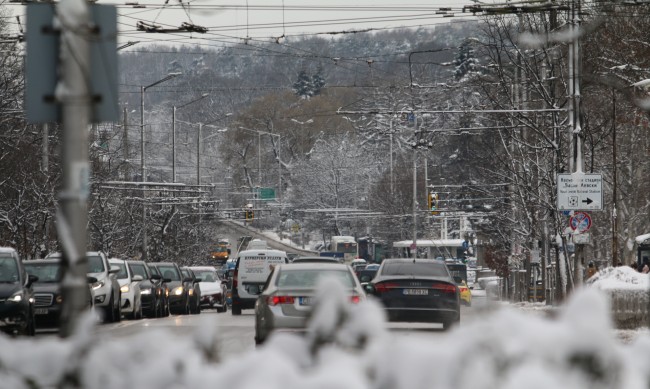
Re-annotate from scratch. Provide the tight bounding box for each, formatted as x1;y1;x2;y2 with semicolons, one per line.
41;123;49;173
612;89;618;267
197;122;202;185
172;106;176;183
58;0;91;337
123;107;129;180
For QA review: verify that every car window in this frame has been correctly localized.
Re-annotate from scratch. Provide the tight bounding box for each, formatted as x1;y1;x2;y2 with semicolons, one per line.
129;263;149;279
148;265;160;276
194;270;218;282
114;262;129;279
25;263;61;283
0;256;19;283
276;269;355;288
158;265;181;281
87;255;105;273
381;262;449;277
181;269;190;278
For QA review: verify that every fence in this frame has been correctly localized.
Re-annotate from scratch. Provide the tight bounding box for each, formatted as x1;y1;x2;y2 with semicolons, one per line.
607;289;650;329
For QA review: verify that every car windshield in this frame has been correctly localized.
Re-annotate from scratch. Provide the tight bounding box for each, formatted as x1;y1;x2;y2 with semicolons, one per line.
130;263;149;279
276;269;355;288
148;265;160;276
158;266;181;281
25;263;61;283
381;262;449;277
181;269;190;278
0;256;19;283
87;256;105;273
114;262;128;279
194;270;218;282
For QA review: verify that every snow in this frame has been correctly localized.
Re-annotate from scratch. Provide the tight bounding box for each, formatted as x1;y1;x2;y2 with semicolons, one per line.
635;233;650;244
2;284;650;389
587;266;649;291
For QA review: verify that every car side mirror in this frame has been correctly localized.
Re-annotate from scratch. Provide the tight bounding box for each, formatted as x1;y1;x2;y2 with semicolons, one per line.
87;276;98;284
108;266;120;274
194;278;202;283
183;277;193;283
150;274;161;281
364;284;375;294
163;278;172;283
132;275;143;282
227;249;231;255
27;274;39;287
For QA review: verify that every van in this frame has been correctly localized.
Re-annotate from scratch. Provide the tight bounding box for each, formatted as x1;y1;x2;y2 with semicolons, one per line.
231;248;288;315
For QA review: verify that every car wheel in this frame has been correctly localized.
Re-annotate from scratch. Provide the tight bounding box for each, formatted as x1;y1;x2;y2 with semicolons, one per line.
135;301;143;320
232;305;241;315
114;293;122;323
104;295;115;323
254;322;265;345
26;309;36;336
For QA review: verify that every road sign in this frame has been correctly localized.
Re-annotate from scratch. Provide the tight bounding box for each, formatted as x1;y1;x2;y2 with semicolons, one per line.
569;211;592;233
557;173;603;210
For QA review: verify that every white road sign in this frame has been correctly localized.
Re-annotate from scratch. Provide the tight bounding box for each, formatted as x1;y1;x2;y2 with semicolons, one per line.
557;173;603;211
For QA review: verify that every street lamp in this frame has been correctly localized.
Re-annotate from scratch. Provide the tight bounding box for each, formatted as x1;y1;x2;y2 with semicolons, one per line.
139;72;180;261
173;93;209;183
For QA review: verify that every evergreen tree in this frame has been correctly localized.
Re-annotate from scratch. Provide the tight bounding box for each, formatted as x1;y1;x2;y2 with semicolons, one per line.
453;41;481;81
311;67;326;96
293;70;313;98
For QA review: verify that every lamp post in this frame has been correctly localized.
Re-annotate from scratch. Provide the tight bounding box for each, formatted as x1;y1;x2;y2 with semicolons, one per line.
139;72;180;261
173;93;209;183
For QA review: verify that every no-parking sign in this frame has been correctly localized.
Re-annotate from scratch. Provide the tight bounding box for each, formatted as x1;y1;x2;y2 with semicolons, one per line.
569;211;592;233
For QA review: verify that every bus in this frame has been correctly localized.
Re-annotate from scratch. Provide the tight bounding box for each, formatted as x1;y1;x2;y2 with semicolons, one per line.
209;239;231;265
329;236;358;263
392;239;468;260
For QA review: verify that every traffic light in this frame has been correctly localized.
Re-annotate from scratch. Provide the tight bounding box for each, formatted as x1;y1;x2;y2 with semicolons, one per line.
428;192;439;215
245;210;254;220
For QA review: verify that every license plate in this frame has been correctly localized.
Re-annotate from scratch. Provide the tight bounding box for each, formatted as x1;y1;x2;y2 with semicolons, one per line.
403;289;428;296
299;297;312;306
35;308;49;315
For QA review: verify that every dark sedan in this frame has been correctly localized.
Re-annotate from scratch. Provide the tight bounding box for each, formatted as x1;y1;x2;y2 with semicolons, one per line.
127;260;164;318
180;267;201;315
365;258;460;329
151;262;190;315
0;248;38;335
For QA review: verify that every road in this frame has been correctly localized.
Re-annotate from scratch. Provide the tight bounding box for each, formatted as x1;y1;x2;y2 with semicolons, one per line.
85;294;495;360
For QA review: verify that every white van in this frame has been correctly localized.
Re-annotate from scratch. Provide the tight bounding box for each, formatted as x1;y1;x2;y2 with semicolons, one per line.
231;248;288;315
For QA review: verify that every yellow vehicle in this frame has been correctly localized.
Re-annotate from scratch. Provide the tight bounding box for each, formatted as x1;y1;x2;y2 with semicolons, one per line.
446;261;471;306
210;240;231;265
457;279;472;306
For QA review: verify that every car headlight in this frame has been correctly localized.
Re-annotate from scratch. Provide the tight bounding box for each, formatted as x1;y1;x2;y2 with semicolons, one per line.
8;292;23;302
56;295;63;304
172;286;184;296
188;288;194;296
120;284;130;293
92;280;105;290
141;288;152;295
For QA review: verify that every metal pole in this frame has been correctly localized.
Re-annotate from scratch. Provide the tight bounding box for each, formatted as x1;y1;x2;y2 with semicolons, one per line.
197;122;202;185
140;85;147;261
122;107;129;180
389;123;394;196
612;89;618;267
41;123;49;173
172;106;176;183
412;154;417;260
277;134;282;209
258;132;262;187
59;0;91;337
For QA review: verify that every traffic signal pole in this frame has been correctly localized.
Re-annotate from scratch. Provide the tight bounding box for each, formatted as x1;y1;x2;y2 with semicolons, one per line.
58;0;92;337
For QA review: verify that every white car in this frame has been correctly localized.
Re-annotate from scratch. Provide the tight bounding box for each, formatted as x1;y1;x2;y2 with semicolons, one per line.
109;258;143;320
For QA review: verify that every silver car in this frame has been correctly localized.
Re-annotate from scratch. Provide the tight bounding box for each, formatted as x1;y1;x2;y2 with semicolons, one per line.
110;258;143;320
254;263;365;345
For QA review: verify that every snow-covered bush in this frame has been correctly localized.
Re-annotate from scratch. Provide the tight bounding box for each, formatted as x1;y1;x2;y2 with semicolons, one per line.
1;285;649;389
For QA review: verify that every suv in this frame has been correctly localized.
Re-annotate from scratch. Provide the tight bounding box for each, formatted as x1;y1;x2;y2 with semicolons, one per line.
46;251;121;323
231;248;288;315
0;247;38;335
151;262;190;315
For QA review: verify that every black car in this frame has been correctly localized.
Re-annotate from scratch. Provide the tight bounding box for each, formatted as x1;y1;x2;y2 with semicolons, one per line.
151;262;190;315
365;258;460;330
0;248;38;335
180;267;202;314
127;260;164;318
23;259;93;328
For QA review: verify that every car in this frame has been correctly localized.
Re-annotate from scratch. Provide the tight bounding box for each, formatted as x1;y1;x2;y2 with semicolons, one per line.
180;267;202;314
456;279;472;307
46;251;122;323
254;262;365;344
355;267;379;287
365;258;460;330
291;256;342;264
190;266;228;312
231;248;288;315
350;258;367;272
151;262;190;315
110;258;144;320
24;259;95;329
0;248;38;335
147;263;170;317
126;260;164;318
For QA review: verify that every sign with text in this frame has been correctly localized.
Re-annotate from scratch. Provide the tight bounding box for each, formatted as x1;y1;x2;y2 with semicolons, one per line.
557;173;603;211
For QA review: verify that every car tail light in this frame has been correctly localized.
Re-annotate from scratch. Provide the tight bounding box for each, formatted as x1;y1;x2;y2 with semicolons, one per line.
267;296;295;306
374;282;399;293
459;286;468;293
432;283;457;293
350;295;361;304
